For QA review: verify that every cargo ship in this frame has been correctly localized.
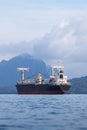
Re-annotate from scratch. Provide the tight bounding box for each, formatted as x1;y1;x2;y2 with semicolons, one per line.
16;65;71;94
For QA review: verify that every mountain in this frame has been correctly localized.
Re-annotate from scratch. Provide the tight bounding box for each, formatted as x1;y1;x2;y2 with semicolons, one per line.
0;53;87;94
0;53;47;94
68;76;87;94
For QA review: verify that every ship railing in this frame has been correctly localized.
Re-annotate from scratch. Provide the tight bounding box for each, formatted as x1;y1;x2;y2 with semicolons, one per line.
57;81;71;86
17;80;30;84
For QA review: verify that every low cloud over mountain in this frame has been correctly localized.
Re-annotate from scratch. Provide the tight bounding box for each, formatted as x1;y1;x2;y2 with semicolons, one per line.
0;17;87;77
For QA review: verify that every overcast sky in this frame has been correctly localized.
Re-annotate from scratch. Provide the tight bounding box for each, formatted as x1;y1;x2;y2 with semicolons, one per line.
0;0;87;78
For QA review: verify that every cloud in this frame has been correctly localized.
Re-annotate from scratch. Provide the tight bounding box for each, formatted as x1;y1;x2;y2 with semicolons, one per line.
0;16;87;64
33;17;87;64
0;41;35;60
0;16;87;78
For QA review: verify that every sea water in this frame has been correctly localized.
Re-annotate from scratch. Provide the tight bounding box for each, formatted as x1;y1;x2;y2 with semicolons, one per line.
0;95;87;130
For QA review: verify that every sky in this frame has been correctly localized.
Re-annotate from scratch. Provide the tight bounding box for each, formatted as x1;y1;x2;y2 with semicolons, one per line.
0;0;87;78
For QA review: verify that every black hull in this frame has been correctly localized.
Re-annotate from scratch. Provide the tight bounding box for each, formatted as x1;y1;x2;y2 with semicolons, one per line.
16;84;71;94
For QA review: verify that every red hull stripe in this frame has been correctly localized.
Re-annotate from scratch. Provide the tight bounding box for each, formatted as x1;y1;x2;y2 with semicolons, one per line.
18;91;65;94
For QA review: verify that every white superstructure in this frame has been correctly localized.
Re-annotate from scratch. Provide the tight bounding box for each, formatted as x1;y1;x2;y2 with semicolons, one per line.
49;65;69;85
16;65;70;86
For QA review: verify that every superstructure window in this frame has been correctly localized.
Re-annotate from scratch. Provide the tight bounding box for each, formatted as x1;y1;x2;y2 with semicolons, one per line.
60;74;63;79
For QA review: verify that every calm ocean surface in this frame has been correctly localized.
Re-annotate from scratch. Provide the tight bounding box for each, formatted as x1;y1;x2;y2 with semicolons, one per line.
0;95;87;130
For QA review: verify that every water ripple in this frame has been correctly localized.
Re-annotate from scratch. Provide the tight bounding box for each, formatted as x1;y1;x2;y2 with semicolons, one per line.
0;94;87;130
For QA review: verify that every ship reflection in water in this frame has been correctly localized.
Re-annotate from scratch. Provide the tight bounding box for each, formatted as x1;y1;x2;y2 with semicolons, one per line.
16;65;71;94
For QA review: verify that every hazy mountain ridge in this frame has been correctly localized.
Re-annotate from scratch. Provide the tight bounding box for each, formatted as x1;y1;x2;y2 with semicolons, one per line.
68;76;87;94
0;53;87;94
0;53;47;94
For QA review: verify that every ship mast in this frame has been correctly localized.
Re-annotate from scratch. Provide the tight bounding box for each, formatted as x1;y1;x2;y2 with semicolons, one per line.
17;68;29;81
51;65;64;76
